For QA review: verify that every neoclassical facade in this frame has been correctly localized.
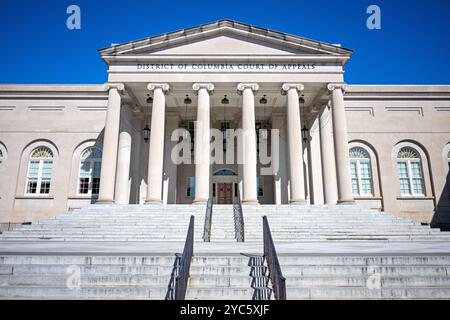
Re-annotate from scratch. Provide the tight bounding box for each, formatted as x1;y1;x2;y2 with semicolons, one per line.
0;20;449;228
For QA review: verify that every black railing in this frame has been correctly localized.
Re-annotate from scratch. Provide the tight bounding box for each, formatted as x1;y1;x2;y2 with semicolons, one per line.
202;198;213;242
174;215;195;300
262;216;286;300
233;188;245;242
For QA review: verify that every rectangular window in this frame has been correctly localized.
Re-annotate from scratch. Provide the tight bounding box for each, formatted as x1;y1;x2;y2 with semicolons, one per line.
397;161;411;195
212;183;216;197
359;162;373;195
410;162;424;195
26;160;39;194
350;161;359;195
234;183;238;197
186;177;195;198
257;177;263;197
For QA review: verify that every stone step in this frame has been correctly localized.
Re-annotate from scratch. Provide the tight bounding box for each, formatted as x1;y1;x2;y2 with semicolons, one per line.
286;287;450;300
280;265;449;276
0;274;173;287
185;287;255;300
0;255;177;266
276;256;450;266
284;275;450;288
0;286;167;300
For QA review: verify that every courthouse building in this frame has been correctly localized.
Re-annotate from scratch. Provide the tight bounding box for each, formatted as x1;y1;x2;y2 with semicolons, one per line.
0;20;449;228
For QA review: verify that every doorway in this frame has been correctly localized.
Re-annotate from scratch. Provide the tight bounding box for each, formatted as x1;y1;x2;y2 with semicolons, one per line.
217;183;233;204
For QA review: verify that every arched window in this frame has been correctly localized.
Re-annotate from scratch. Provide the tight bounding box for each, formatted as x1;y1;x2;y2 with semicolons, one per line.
0;149;3;165
349;147;373;196
26;147;54;195
78;147;102;195
397;146;424;196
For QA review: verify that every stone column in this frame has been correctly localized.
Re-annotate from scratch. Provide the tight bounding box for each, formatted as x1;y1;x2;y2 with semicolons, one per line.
328;83;354;204
282;83;306;204
97;83;124;203
145;83;170;204
272;113;289;204
237;83;259;204
163;114;180;204
192;83;214;204
319;104;338;204
114;129;132;204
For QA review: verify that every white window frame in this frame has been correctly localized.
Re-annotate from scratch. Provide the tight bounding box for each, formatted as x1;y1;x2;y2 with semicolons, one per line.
349;147;373;197
350;158;373;197
25;149;53;196
397;149;425;197
77;152;102;196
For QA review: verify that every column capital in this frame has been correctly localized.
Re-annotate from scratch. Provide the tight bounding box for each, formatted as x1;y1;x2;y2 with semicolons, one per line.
104;83;125;92
237;83;259;93
192;83;215;93
147;83;170;93
327;83;348;93
281;83;304;94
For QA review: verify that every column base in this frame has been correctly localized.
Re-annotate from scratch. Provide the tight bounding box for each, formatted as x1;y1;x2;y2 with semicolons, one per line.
193;199;208;205
241;199;259;205
337;200;356;205
145;199;162;205
289;199;307;205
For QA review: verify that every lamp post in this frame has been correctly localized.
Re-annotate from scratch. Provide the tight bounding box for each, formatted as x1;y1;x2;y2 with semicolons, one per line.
259;94;268;141
143;95;152;142
183;94;192;140
299;95;310;143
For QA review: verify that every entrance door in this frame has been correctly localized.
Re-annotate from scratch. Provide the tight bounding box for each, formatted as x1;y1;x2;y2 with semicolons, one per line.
218;183;233;204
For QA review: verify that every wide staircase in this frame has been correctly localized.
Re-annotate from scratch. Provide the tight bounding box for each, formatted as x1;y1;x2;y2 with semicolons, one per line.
1;204;450;299
242;205;450;242
281;255;450;299
0;255;178;299
0;205;206;242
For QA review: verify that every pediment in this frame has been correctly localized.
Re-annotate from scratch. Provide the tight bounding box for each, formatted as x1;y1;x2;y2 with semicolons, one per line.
137;34;308;56
99;19;353;62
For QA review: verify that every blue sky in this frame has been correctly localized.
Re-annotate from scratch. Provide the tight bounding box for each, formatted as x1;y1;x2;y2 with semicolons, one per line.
1;0;449;84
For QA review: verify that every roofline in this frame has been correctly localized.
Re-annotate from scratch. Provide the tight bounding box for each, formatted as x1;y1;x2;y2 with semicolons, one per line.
0;84;108;93
347;85;450;93
98;19;353;57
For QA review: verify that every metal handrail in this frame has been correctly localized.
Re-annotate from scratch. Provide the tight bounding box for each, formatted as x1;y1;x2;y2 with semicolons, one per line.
233;187;245;242
202;198;213;242
262;216;286;300
174;215;195;300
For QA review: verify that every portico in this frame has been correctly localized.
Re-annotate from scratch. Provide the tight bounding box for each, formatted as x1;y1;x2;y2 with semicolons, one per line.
95;20;355;206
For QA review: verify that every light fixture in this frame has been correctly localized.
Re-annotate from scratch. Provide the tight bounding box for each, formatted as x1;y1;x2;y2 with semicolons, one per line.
143;95;152;143
299;94;309;143
221;95;229;105
143;125;150;142
260;95;268;140
182;94;191;140
301;125;310;143
221;95;228;151
259;95;267;105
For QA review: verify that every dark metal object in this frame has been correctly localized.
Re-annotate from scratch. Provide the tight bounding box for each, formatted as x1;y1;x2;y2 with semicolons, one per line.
203;198;213;242
262;216;286;300
174;215;195;300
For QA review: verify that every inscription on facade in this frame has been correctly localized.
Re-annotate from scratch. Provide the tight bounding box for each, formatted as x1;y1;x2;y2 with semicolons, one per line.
136;62;317;72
